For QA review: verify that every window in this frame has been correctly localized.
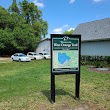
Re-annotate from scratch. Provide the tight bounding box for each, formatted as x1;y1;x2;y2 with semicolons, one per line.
29;53;32;55
39;53;43;55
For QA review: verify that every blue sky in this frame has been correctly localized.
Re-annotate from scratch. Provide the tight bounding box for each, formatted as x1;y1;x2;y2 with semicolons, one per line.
0;0;110;38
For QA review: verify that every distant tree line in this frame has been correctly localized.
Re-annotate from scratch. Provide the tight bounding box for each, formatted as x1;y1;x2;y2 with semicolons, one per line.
0;0;48;56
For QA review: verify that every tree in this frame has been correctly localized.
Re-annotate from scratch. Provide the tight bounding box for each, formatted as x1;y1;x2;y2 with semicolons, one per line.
19;0;47;38
8;0;20;14
40;20;48;38
0;6;10;30
63;29;74;34
19;1;42;24
0;28;15;55
0;0;48;55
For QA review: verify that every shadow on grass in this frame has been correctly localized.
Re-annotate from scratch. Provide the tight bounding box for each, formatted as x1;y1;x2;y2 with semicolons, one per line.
42;89;75;102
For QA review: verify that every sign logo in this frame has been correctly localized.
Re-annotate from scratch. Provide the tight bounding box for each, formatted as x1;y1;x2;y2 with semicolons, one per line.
63;36;69;41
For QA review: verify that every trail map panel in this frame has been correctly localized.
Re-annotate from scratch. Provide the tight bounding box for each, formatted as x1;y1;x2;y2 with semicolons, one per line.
51;34;81;73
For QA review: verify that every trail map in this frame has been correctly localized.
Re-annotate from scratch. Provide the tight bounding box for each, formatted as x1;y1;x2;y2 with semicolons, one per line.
53;50;78;69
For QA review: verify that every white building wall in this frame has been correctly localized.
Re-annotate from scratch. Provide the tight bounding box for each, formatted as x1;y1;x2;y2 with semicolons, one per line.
35;40;50;54
81;40;110;56
35;40;110;56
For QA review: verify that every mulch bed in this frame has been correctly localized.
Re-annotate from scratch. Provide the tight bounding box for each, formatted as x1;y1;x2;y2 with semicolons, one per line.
89;67;110;73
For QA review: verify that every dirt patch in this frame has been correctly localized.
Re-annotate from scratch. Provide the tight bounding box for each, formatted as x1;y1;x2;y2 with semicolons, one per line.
72;104;89;110
89;67;110;73
0;57;10;60
0;57;11;63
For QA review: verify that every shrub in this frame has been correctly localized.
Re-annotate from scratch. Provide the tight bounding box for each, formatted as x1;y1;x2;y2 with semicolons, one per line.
81;61;87;65
106;56;110;64
93;61;104;68
81;55;109;67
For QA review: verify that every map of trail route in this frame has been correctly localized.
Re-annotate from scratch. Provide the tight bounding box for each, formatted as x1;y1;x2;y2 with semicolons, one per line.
58;52;71;64
53;50;78;69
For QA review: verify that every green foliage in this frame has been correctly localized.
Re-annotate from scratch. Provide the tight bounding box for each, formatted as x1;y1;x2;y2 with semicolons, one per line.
40;20;48;38
0;7;10;30
81;55;109;67
8;0;20;14
81;61;87;65
63;29;74;34
106;56;110;64
0;0;48;55
93;61;103;68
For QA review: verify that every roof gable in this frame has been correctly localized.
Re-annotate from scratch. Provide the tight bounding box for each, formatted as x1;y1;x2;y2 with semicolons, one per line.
74;18;110;41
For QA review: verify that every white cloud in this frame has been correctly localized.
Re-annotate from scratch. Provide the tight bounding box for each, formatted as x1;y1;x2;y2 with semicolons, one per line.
53;28;63;34
52;24;69;34
93;0;104;3
68;28;75;31
52;25;75;34
32;0;44;8
69;0;76;4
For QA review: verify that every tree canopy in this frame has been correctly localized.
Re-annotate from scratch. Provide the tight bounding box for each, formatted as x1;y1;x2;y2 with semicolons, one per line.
63;29;74;34
0;0;48;56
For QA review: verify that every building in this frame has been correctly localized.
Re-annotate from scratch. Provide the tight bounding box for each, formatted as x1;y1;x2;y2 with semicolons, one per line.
35;38;50;54
74;18;110;56
35;18;110;56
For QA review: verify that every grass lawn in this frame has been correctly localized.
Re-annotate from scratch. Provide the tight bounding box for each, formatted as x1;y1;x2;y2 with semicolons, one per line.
0;59;110;110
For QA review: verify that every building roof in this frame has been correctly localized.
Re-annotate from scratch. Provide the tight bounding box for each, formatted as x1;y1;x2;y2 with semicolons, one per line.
74;18;110;42
39;38;50;43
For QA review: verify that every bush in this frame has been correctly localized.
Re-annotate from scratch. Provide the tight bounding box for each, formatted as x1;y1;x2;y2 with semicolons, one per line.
106;56;110;64
81;55;109;67
81;61;87;65
93;61;104;68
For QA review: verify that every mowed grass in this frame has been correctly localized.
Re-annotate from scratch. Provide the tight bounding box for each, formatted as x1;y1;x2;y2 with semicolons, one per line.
0;59;110;110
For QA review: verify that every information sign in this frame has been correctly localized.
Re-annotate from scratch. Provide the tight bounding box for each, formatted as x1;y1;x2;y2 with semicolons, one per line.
51;34;80;74
51;34;81;102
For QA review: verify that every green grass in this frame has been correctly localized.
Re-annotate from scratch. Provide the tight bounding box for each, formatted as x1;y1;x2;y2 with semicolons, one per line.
0;60;110;110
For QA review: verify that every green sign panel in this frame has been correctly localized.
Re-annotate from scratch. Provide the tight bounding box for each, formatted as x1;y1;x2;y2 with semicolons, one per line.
51;34;81;73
